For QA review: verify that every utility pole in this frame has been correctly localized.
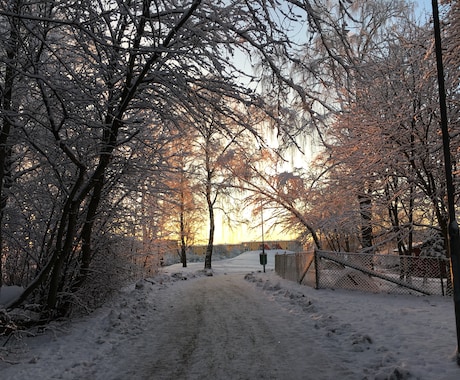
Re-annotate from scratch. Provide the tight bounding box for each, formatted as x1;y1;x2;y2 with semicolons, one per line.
431;0;460;366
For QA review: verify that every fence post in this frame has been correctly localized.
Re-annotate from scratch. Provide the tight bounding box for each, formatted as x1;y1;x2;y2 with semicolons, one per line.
295;253;299;282
314;249;320;289
440;257;445;297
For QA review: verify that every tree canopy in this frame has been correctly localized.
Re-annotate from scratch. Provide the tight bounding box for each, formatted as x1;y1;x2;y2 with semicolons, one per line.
0;0;458;318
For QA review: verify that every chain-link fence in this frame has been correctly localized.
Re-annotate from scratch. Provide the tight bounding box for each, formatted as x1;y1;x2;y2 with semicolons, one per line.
275;249;451;296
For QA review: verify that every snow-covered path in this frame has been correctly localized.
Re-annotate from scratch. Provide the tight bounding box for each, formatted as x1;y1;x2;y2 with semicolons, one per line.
103;273;353;380
1;250;459;379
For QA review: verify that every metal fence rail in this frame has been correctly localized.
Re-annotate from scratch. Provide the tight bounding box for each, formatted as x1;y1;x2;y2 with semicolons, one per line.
275;249;451;296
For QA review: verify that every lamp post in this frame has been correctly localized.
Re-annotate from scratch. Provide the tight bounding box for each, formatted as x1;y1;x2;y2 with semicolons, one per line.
431;0;460;366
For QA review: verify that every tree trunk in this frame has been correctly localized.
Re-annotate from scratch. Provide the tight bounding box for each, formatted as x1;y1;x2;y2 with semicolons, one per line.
47;115;120;314
358;191;373;252
0;0;20;287
180;201;187;268
72;174;105;293
46;196;82;312
204;205;214;269
204;181;215;270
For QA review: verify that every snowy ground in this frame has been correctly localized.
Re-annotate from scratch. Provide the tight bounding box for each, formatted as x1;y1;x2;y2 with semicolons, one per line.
0;250;459;379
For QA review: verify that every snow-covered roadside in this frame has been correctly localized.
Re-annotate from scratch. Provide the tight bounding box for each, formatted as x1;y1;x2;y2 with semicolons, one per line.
0;250;459;379
247;271;458;379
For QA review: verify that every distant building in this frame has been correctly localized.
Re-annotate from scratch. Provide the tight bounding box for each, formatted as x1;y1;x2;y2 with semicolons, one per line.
188;240;302;255
242;240;302;252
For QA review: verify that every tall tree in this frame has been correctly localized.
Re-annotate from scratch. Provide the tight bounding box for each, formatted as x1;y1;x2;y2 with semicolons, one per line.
161;130;203;268
0;0;23;287
190;103;246;269
317;12;449;255
3;0;210;314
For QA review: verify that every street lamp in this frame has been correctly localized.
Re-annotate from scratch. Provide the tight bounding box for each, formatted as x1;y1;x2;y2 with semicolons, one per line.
431;0;460;366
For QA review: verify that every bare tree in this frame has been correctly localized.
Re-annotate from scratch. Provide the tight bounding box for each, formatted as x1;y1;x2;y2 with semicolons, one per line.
160;130;204;267
0;0;23;287
1;0;312;314
2;0;209;315
316;13;448;255
188;102;248;269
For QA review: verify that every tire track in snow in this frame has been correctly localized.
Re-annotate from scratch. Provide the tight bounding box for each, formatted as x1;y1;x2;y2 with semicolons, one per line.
106;273;355;380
